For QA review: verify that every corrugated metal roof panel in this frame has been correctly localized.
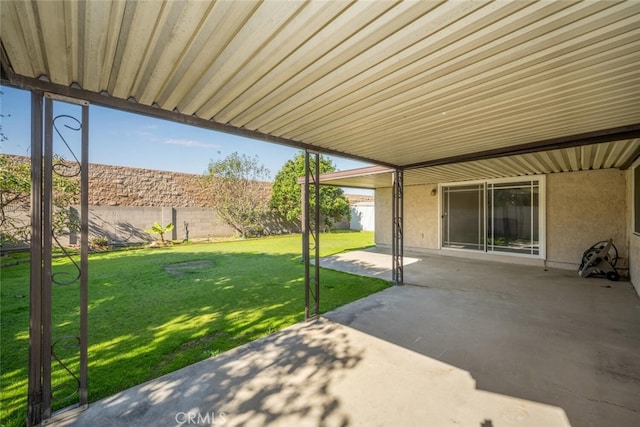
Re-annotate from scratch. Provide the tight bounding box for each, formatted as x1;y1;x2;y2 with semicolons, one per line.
319;140;640;188
2;0;639;171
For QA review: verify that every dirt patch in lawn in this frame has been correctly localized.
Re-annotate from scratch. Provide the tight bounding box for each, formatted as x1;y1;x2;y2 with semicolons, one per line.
165;260;214;276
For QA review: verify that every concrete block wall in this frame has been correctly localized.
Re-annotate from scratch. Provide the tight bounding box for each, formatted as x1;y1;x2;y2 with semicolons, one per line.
3;204;299;250
173;207;236;241
6;155;213;208
4;156;363;248
3;156;300;248
88;163;213;207
86;206;235;244
83;205;297;244
87;206;168;243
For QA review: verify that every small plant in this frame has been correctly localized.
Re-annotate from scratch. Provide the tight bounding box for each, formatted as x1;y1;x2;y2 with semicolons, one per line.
90;236;110;248
145;222;174;244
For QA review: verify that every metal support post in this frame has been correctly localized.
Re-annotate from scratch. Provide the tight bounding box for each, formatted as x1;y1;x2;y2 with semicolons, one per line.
392;168;404;285
79;103;89;407
303;150;320;319
27;91;44;426
27;92;89;425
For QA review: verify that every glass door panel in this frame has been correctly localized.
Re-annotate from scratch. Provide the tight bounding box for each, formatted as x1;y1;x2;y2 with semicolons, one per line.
487;182;539;255
442;184;484;250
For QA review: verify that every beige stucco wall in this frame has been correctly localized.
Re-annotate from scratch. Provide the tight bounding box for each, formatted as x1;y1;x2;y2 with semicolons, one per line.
405;185;440;249
375;185;439;250
546;169;627;270
374;188;392;246
628;160;640;296
375;169;630;273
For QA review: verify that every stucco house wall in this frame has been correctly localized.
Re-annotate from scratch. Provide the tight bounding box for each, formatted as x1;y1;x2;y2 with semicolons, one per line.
404;185;440;250
629;159;640;296
375;169;630;275
374;188;392;246
546;169;627;271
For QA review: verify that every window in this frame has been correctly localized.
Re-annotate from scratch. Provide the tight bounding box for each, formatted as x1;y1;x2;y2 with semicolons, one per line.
634;162;640;234
441;178;544;257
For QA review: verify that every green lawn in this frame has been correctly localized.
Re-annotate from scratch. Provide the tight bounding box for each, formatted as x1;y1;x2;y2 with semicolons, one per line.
0;231;389;426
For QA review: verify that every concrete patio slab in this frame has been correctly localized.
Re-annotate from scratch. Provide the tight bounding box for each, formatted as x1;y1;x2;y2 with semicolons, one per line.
321;249;640;426
50;316;570;427
49;251;640;427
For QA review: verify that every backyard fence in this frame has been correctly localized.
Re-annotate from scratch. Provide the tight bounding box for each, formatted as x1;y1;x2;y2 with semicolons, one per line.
3;202;372;251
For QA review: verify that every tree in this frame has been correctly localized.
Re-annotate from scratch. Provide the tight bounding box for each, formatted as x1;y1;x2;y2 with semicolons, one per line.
1;154;80;246
202;152;271;238
270;152;350;230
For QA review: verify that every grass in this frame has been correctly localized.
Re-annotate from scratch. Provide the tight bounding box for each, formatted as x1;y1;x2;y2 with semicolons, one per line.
0;231;389;426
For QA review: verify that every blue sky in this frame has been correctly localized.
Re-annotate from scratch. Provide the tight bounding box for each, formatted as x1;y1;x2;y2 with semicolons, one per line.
1;85;372;192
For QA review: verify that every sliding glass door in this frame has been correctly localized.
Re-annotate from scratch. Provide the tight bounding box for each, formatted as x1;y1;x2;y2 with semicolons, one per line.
442;178;542;257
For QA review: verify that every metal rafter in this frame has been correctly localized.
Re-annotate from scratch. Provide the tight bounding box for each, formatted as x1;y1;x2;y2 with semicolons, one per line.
620;143;640;170
403;125;640;170
0;73;397;169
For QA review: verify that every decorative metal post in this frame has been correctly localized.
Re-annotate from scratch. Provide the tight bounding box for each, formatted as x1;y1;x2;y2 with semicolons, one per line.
27;91;44;426
392;168;404;285
303;150;320;319
27;92;89;425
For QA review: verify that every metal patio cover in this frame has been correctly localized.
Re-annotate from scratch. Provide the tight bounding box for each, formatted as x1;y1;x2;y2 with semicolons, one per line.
2;0;640;181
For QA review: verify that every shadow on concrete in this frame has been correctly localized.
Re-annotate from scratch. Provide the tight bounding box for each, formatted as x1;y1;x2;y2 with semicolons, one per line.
319;247;420;281
51;315;572;427
52;320;362;426
322;249;640;427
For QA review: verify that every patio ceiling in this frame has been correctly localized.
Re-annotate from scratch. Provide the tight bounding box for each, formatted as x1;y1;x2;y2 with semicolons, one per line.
1;0;640;182
320;139;640;188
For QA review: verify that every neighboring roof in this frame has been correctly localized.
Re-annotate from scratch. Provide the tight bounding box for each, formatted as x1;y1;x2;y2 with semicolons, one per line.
1;1;639;182
344;194;374;205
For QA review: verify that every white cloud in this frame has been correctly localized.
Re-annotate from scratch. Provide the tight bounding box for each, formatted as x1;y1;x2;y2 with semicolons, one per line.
126;125;220;149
